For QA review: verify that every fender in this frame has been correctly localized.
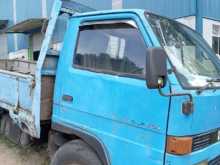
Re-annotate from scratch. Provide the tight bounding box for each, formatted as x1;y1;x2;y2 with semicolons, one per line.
52;122;111;165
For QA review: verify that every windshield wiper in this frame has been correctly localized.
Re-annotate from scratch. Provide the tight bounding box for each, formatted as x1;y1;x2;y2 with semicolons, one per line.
207;78;220;82
197;78;220;94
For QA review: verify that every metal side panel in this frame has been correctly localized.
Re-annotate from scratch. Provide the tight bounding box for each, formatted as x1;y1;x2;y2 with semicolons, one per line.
0;70;34;111
0;69;56;137
0;70;37;136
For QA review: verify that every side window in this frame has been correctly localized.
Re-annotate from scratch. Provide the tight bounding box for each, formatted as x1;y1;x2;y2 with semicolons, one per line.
73;21;147;78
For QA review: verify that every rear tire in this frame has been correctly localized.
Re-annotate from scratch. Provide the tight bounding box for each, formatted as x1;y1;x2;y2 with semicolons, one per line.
19;131;31;146
3;115;11;136
0;114;7;134
48;131;59;159
51;139;102;165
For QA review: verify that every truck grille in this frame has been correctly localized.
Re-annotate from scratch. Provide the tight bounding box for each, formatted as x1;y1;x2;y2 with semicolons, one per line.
209;155;220;165
192;131;218;152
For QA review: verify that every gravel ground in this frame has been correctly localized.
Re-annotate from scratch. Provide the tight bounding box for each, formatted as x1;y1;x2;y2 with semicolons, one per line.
0;136;49;165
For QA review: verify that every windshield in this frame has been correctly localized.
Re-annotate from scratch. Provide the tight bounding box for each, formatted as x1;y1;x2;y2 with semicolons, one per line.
145;13;220;89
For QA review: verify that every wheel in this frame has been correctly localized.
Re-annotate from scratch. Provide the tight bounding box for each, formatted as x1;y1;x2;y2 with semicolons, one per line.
19;131;31;146
4;115;11;136
48;131;59;159
0;114;7;134
51;139;102;165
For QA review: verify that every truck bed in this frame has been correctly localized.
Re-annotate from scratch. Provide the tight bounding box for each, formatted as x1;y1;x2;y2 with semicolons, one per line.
0;59;55;121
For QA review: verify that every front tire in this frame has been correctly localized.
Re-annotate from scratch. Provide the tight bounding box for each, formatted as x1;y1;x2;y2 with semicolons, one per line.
51;139;102;165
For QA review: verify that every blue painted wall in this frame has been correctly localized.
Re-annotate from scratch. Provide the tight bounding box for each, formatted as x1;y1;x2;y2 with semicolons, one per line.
123;0;195;18
0;0;220;55
46;0;112;14
16;0;42;22
202;0;220;21
0;0;15;51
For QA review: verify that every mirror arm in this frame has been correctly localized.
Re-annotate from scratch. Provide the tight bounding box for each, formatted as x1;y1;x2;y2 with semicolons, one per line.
158;87;193;102
158;87;194;115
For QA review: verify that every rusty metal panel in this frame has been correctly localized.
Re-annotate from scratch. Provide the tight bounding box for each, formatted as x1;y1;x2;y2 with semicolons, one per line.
40;76;55;120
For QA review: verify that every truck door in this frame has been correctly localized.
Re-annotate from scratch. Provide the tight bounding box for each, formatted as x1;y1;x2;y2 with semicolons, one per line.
54;12;171;165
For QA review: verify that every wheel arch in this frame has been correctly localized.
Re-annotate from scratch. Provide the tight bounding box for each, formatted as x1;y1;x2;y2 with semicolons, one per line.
52;122;111;165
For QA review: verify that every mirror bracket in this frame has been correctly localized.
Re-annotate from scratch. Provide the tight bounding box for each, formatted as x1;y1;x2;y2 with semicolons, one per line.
158;79;194;116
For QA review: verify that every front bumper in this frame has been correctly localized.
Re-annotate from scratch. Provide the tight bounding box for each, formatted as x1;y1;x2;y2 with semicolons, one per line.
165;141;220;165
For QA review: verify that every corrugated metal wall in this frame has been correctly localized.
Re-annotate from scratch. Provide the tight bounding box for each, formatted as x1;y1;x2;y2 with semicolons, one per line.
123;0;195;18
46;0;112;14
0;0;220;55
16;0;42;22
202;0;220;21
0;0;113;53
0;0;14;52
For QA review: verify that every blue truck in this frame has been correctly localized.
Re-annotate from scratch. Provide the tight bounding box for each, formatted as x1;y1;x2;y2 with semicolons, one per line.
0;0;220;164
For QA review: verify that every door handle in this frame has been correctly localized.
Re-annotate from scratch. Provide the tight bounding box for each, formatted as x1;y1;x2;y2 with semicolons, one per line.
62;94;73;102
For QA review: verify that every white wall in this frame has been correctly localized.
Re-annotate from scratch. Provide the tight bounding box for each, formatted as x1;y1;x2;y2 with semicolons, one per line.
112;0;122;9
33;32;44;52
203;18;220;47
176;17;220;56
0;34;8;59
176;16;196;30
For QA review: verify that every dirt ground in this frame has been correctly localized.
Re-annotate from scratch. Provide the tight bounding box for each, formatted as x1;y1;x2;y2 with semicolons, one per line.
0;135;49;165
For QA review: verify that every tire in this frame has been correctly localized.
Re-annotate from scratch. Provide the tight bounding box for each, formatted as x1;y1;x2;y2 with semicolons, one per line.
0;114;7;134
4;115;11;136
48;131;59;159
19;131;31;146
51;139;102;165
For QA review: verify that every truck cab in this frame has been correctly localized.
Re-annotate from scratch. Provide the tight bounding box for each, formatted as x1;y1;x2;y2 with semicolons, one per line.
50;8;220;165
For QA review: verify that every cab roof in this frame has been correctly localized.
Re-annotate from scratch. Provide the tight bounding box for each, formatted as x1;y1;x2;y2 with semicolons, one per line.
73;9;146;18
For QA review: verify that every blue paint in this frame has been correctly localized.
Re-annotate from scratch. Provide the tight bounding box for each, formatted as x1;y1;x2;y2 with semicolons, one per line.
195;0;203;34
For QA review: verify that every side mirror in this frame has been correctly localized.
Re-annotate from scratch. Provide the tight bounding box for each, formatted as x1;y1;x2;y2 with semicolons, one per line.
145;48;168;89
